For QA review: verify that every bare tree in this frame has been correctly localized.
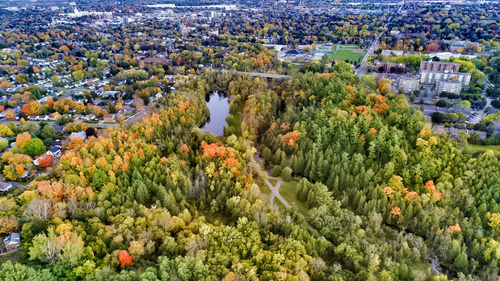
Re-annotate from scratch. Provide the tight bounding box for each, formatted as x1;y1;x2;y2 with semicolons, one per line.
24;199;53;222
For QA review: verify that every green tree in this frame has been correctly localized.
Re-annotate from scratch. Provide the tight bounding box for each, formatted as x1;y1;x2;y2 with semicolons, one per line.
271;166;282;177
453;252;469;272
0;261;56;280
29;228;59;263
281;167;293;181
0;138;8;151
73;70;85;81
40;125;56;143
23;122;40;135
0;124;14;137
157;256;211;281
24;138;46;157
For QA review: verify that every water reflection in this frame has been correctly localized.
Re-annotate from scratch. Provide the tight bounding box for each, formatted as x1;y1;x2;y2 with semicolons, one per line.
201;91;229;136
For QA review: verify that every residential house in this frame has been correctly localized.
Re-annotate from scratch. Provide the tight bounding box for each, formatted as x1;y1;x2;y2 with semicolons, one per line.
103;114;115;123
99;91;120;99
381;50;404;57
390;30;401;37
420;61;459;73
70;131;87;141
0;182;13;192
3;233;21;250
449;40;479;53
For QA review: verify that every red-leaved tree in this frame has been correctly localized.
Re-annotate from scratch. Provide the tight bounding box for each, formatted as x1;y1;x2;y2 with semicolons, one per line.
36;154;54;168
119;250;132;268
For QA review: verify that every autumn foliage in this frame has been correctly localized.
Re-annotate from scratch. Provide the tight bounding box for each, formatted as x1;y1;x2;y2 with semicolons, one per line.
201;141;241;175
424;180;442;201
378;78;392;94
37;181;65;202
35;153;54;168
201;141;227;159
390;207;402;218
177;100;190;113
4;109;15;119
404;191;421;202
447;223;462;233
21;100;42;116
180;144;190;153
383;186;395;197
119;250;133;267
282;131;300;147
372;102;389;114
0;216;18;234
16;132;32;149
418;123;432;139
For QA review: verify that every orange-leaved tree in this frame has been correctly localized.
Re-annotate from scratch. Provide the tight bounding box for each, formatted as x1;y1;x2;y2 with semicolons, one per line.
21;100;42;116
16;132;32;149
5;109;16;119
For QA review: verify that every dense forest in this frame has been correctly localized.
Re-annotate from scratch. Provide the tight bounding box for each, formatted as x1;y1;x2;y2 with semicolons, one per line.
253;66;499;280
0;62;499;280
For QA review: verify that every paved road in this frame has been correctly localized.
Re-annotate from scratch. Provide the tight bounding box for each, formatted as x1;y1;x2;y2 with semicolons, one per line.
125;107;149;124
212;69;291;80
236;71;290;80
469;79;494;124
355;2;404;77
93;106;150;128
0;181;27;192
356;37;380;77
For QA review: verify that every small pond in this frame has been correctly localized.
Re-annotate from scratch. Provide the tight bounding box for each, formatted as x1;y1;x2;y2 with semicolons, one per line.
201;91;229;136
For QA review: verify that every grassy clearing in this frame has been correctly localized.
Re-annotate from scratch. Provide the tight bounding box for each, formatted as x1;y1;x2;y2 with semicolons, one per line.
268;178;278;186
255;177;271;195
274;198;286;210
260;185;271;195
469;144;500;154
279;179;309;215
225;113;242;137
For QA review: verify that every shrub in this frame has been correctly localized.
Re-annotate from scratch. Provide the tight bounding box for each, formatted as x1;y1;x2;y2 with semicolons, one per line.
281;167;293;181
271;166;282;177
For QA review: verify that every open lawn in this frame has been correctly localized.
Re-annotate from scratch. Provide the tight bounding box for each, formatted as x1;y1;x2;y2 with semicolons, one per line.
327;45;365;64
279;179;309;215
274;198;286;210
470;144;500;154
258;181;271;195
268;178;278;186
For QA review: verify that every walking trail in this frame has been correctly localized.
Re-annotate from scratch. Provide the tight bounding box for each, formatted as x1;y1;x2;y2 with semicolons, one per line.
251;152;290;210
266;176;290;209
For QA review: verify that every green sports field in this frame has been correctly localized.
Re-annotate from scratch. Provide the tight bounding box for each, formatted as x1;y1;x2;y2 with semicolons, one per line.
327;45;365;64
